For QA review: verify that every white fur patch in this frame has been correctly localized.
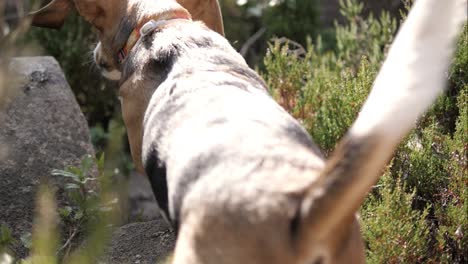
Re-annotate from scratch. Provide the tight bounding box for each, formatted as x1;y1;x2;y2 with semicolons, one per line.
93;42;122;81
101;69;122;80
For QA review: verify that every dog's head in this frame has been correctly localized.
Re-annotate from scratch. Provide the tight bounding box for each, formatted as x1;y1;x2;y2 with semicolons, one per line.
31;0;224;80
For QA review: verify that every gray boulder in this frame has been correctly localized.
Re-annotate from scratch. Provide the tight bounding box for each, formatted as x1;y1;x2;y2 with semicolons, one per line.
0;56;95;257
127;171;162;222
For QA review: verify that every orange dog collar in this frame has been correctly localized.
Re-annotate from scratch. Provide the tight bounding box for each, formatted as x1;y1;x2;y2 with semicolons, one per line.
118;10;191;64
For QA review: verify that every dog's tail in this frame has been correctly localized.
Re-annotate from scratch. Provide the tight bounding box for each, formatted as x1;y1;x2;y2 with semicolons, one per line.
296;0;467;248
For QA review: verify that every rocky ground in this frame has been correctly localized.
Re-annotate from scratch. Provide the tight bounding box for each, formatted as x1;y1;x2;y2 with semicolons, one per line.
104;219;175;264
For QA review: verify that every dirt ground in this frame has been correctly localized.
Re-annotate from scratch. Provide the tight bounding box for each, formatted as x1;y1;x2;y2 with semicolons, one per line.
104;219;176;264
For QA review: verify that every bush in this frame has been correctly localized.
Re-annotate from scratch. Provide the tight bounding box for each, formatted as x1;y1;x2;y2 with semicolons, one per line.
221;0;320;65
262;0;467;261
361;175;432;263
262;0;319;45
264;0;395;152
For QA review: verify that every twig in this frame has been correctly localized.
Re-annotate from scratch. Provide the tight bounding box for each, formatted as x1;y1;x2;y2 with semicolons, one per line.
58;226;79;255
273;37;307;58
240;27;266;58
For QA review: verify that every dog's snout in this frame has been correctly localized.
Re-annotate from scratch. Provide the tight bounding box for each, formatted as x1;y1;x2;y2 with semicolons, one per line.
93;42;122;81
97;60;110;70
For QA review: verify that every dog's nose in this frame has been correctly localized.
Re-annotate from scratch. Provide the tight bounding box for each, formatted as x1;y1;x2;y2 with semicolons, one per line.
98;60;110;70
94;43;115;71
93;42;121;80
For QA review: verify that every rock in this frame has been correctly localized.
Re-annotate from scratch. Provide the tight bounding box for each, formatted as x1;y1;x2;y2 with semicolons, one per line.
104;219;176;264
127;171;162;222
0;56;95;257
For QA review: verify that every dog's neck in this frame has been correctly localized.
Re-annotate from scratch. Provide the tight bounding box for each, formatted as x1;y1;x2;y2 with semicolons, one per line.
119;20;258;88
117;9;192;64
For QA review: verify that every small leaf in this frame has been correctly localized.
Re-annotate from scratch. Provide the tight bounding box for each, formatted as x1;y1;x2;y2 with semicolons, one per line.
74;210;84;220
51;169;79;181
58;206;73;218
99;206;113;213
20;232;32;249
65;183;80;190
96;152;105;172
80;154;94;176
0;224;13;243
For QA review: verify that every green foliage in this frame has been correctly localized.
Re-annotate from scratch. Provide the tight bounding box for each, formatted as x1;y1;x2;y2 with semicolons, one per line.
262;0;319;45
52;154;103;226
264;0;395;152
221;0;320;65
0;224;15;253
449;25;468;90
391;127;451;205
3;155;121;263
361;176;432;263
263;0;467;261
433;78;467;262
51;153;122;258
335;0;396;68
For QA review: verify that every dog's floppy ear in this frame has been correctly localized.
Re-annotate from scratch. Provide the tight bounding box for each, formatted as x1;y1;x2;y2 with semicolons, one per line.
178;0;224;36
30;0;74;29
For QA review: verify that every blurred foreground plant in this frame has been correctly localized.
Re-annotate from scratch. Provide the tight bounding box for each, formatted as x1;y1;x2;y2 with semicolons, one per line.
2;154;122;264
1;3;123;263
51;154;116;257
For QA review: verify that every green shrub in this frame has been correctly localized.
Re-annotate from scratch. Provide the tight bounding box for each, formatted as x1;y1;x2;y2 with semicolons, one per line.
434;75;467;263
262;0;319;45
0;224;15;254
263;0;467;261
361;176;432;263
264;0;395;152
221;0;320;65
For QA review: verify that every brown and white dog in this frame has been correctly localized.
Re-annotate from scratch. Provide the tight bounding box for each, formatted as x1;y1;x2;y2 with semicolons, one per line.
30;0;466;263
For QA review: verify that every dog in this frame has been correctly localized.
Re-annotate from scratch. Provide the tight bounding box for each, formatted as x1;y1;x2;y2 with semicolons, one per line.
30;0;466;263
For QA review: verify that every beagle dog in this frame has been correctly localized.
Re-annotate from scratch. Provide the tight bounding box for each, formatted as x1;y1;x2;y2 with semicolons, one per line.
30;0;466;263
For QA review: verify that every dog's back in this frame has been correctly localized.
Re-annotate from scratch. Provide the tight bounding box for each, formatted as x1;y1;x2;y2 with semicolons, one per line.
128;20;365;263
138;21;324;224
